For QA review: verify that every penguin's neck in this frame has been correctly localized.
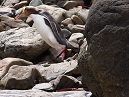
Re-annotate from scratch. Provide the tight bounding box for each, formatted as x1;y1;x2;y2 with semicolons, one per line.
29;14;39;20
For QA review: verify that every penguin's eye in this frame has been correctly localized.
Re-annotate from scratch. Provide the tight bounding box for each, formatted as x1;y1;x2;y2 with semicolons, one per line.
21;6;26;13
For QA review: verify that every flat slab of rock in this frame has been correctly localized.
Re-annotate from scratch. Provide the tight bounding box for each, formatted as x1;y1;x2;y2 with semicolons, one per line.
31;60;78;81
0;27;49;60
32;83;54;91
0;90;92;97
50;75;80;90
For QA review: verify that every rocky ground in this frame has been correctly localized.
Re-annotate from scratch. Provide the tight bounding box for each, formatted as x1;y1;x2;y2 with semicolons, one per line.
0;0;92;97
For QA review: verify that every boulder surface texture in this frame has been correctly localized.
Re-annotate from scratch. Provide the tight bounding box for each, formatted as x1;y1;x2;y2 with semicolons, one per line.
78;0;129;97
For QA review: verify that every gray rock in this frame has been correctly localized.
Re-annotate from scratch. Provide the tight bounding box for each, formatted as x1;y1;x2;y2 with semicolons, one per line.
37;5;66;23
57;0;84;8
0;7;15;17
30;60;78;82
50;75;80;90
1;65;42;89
0;89;92;97
0;0;4;5
43;0;61;4
2;0;19;6
29;0;43;6
0;27;49;60
61;28;72;39
78;0;129;97
77;9;89;23
63;7;82;18
0;57;33;79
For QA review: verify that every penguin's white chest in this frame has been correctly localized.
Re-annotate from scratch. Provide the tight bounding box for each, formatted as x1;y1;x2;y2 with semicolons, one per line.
29;14;65;50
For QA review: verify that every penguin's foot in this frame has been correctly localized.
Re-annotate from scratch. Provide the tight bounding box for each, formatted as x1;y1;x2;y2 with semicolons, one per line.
56;48;66;61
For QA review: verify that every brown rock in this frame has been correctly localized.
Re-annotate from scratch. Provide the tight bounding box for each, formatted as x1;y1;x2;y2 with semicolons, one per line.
13;1;28;10
1;65;42;89
0;25;4;32
0;15;29;32
0;58;33;79
68;24;85;33
71;15;84;25
63;1;78;10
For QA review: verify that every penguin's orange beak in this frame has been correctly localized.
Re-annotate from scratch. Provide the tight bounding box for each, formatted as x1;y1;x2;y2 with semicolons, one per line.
14;7;26;20
14;14;20;20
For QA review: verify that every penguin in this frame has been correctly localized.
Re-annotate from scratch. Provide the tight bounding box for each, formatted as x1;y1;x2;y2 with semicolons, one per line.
14;6;77;60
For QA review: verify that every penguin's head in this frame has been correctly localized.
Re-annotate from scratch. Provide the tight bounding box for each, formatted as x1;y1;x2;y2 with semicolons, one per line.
14;6;39;20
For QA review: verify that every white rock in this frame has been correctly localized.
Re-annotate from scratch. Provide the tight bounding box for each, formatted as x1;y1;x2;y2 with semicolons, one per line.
0;90;92;97
69;33;84;48
32;83;54;91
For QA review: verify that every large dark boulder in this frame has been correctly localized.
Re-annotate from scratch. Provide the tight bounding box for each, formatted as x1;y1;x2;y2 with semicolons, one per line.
78;0;129;97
